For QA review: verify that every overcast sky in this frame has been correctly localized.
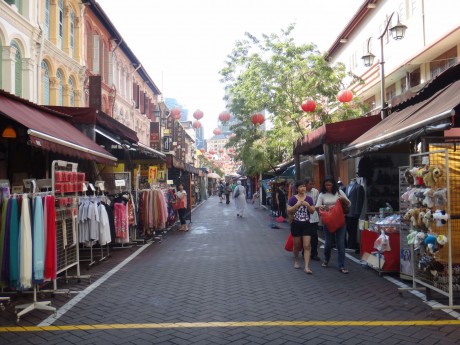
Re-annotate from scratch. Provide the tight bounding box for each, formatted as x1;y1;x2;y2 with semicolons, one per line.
96;0;362;139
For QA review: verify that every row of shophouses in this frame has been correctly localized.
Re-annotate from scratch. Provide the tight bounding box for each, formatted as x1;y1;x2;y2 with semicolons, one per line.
0;0;216;213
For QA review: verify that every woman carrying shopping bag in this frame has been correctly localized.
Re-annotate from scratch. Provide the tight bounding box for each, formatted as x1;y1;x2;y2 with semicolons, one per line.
315;175;351;274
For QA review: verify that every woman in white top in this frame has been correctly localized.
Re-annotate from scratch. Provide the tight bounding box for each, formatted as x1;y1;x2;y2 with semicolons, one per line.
315;175;351;273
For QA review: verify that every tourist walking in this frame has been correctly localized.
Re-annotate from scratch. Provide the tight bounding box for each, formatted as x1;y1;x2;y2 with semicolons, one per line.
315;176;351;273
305;177;321;261
233;181;247;218
175;183;188;231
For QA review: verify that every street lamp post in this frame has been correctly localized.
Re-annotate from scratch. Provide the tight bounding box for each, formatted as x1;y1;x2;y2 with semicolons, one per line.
361;12;407;120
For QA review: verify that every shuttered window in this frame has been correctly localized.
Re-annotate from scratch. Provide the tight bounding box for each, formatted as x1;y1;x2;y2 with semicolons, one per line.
12;41;22;97
44;0;50;39
93;35;100;74
56;69;63;105
58;0;64;49
41;61;50;105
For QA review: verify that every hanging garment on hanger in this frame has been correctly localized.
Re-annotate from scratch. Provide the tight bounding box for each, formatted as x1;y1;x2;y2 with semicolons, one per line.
19;194;32;289
44;195;57;281
9;197;19;288
1;197;11;287
33;196;45;282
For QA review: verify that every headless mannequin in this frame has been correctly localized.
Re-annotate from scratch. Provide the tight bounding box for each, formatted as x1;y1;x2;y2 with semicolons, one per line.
345;178;365;251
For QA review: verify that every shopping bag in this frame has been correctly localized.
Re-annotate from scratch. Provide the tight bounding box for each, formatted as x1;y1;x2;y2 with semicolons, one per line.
284;233;302;252
276;216;285;223
172;200;180;210
319;199;345;233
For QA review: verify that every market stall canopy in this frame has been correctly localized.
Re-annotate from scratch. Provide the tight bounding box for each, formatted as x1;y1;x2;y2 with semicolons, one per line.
293;115;381;155
0;91;117;165
207;172;221;179
343;65;460;158
47;106;139;143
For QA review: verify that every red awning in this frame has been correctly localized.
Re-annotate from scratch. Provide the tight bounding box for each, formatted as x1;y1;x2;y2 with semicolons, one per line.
343;78;460;158
0;92;117;165
293;115;381;155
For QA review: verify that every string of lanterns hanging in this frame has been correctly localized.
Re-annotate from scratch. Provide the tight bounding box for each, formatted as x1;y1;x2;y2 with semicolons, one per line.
251;113;265;126
218;111;231;123
337;89;353;103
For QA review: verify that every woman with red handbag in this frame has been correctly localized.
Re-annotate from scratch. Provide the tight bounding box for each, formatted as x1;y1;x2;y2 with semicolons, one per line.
175;183;188;231
315;176;351;274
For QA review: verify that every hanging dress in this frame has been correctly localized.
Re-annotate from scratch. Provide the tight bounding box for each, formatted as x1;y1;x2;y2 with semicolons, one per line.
19;195;33;289
9;197;19;288
33;196;45;282
44;195;57;280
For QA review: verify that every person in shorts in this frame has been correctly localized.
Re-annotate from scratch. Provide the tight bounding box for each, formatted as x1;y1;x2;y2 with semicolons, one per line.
287;180;316;274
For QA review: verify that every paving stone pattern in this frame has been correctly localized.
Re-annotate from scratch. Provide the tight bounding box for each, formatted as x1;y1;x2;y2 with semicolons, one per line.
1;196;460;344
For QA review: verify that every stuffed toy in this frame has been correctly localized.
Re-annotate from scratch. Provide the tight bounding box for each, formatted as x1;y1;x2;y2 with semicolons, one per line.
423;209;434;231
433;209;449;227
433;188;447;208
416;167;428;186
437;234;448;246
418;210;426;228
407;230;417;245
404;169;414;185
425;234;448;255
401;187;412;202
423;167;437;188
432;167;442;185
422;188;435;208
414;231;427;250
403;208;420;227
408;167;421;186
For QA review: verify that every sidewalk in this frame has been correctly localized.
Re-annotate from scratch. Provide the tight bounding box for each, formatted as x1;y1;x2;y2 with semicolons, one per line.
1;195;460;344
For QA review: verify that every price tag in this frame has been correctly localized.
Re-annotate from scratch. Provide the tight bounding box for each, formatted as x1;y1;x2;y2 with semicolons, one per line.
12;185;23;194
115;179;126;187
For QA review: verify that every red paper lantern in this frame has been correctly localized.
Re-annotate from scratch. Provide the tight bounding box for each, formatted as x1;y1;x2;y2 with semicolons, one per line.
218;149;224;153
301;99;316;112
193;109;204;120
209;150;215;155
213;128;222;135
228;147;234;153
337;90;353;103
218;111;231;122
170;107;182;120
199;148;205;153
251;113;265;126
229;133;236;138
192;120;202;129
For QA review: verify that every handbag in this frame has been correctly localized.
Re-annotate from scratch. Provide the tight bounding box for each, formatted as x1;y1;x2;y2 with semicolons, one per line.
340;198;350;214
172;200;180;210
284;233;303;252
319;199;345;233
233;187;240;198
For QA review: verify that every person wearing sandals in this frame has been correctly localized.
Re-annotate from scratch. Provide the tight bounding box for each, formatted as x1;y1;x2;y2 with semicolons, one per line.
287;180;316;274
315;175;351;274
175;183;188;231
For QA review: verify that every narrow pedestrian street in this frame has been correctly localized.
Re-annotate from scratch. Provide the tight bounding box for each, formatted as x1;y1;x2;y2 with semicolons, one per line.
1;196;460;345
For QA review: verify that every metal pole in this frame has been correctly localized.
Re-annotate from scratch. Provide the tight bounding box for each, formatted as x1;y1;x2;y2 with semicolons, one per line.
380;36;387;120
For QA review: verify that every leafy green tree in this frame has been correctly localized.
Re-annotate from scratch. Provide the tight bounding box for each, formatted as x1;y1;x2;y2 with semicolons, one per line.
219;24;365;175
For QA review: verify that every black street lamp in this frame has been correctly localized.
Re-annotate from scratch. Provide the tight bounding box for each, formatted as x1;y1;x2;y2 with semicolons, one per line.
361;12;407;119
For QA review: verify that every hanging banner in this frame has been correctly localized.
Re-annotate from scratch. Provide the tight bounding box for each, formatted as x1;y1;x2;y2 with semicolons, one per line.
148;166;158;183
158;163;167;182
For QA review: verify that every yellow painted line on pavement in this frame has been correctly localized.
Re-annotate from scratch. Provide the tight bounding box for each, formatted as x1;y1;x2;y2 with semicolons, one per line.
2;320;460;332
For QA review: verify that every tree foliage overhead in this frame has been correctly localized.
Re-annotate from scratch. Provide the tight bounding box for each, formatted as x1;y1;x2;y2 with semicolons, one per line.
219;24;366;176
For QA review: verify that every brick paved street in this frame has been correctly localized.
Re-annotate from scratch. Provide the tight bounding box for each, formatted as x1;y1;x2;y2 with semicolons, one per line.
1;196;460;344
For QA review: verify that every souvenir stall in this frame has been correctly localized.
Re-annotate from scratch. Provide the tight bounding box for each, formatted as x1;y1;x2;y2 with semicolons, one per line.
342;64;460;285
0;90;117;320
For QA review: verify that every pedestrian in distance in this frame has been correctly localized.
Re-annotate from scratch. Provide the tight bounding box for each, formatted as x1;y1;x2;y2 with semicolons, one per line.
315;175;351;274
305;177;321;262
224;182;232;205
276;184;287;219
218;181;225;203
233;181;247;218
175;183;188;231
287;180;316;274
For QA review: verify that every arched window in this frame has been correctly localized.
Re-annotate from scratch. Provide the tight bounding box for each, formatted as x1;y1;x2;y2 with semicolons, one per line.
41;60;50;105
58;0;64;49
70;9;75;58
11;41;22;97
44;0;50;39
68;77;75;106
56;69;63;105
